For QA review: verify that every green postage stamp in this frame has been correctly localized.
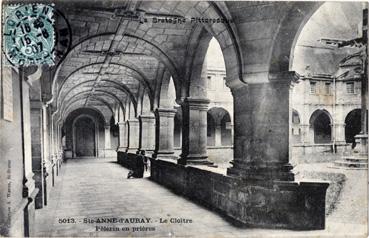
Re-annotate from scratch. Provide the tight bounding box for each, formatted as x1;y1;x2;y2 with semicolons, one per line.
2;4;55;66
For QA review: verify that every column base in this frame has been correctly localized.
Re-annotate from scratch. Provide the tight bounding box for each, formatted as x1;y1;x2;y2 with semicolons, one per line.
126;148;139;154
353;133;368;156
227;162;294;181
116;147;127;152
178;155;213;166
153;151;177;160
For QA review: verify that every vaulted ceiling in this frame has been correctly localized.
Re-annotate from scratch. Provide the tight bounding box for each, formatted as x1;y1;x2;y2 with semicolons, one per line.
35;0;323;124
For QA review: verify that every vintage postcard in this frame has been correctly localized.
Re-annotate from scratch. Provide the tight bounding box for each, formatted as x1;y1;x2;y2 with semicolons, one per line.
0;0;368;237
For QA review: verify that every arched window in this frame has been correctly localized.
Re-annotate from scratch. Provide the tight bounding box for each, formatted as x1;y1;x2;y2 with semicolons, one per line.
292;110;301;124
291;109;302;143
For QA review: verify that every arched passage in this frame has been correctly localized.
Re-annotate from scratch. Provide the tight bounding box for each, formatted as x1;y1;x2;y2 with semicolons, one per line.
64;108;106;158
310;110;332;144
345;109;361;144
220;113;232;146
73;116;97;157
207;112;216;146
207;107;232;147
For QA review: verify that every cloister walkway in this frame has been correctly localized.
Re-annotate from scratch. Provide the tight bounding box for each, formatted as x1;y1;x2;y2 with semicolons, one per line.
34;158;366;237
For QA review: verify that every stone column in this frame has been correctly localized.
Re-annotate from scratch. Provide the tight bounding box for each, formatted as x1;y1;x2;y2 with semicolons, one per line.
153;108;176;159
334;123;346;143
178;98;211;165
139;115;155;152
127;119;139;153
300;124;310;144
227;72;296;181
354;19;368;157
117;122;128;151
30;101;45;209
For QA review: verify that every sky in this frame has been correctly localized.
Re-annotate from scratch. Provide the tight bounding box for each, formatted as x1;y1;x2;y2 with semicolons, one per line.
205;38;226;70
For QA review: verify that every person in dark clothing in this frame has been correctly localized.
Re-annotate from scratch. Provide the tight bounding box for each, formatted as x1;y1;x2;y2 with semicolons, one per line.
127;150;147;179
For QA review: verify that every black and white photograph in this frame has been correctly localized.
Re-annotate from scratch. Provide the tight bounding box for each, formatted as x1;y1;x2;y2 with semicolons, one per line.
0;0;368;237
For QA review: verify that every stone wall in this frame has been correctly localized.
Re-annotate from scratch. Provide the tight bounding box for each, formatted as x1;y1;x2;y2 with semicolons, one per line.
207;147;233;165
150;158;329;230
291;143;351;164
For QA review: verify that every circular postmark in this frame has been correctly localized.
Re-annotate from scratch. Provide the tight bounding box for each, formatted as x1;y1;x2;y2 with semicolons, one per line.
3;4;55;66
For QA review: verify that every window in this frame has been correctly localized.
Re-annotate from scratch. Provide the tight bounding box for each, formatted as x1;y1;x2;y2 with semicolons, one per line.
310;81;317;94
292;128;300;135
324;82;331;95
346;82;354;94
207;76;212;90
292;111;300;124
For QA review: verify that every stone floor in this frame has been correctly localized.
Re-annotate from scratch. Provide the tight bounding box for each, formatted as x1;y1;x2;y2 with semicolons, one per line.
34;157;367;237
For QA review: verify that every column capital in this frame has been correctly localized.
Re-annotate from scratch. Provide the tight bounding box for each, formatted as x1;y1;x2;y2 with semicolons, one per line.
127;118;139;123
30;100;44;109
139;115;155;120
104;125;110;129
269;71;299;83
156;108;177;117
184;97;210;105
183;97;210;111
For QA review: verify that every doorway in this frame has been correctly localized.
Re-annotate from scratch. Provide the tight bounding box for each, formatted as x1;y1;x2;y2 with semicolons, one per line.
74;117;96;157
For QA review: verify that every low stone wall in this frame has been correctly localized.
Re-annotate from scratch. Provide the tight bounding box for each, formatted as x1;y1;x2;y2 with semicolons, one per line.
207;146;233;165
292;143;351;156
117;152;136;170
150;158;329;230
291;143;352;165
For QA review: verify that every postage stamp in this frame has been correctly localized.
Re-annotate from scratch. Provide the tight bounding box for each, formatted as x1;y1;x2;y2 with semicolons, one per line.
2;4;55;66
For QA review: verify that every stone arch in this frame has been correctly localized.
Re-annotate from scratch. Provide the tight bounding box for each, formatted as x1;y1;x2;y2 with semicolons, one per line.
51;33;181;104
184;26;213;98
139;88;153;115
206;2;245;84
59;89;127;119
64;108;106;158
61;96;114;124
55;62;145;106
288;2;362;76
269;2;323;74
309;109;332;144
158;72;178;109
345;109;361;144
118;105;125;123
127;101;136;120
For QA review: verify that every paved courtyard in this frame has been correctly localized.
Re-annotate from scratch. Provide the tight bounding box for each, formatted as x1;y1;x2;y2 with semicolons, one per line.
34;158;367;237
